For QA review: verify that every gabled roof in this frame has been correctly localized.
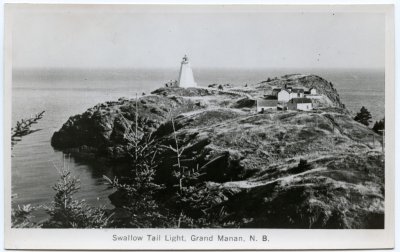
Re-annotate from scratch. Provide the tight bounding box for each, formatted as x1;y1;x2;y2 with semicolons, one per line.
278;89;290;94
278;88;304;94
264;95;277;99
305;87;317;94
289;98;312;104
292;88;304;93
258;99;278;107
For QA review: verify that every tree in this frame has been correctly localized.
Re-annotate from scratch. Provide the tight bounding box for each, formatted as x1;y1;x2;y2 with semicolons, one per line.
104;103;177;227
12;111;45;149
372;118;385;135
11;111;112;228
42;166;111;228
354;106;372;126
13;161;111;228
103;132;177;228
11;111;45;227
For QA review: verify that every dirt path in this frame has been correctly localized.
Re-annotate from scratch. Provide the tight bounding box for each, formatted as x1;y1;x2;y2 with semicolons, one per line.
221;167;327;189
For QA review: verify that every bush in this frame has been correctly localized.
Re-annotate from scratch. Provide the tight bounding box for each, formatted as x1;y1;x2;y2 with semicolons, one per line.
175;184;238;227
11;204;38;228
289;159;313;174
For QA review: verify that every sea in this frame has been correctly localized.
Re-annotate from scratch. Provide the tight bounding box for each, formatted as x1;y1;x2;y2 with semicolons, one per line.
11;68;385;220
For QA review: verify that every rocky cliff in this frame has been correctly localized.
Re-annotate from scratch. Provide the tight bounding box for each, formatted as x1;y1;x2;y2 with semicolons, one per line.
51;74;384;228
51;94;207;159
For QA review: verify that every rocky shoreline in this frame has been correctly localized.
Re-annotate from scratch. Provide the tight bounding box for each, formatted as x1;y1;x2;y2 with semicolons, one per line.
51;74;384;228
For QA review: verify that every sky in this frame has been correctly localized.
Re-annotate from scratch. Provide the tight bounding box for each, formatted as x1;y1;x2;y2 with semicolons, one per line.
10;5;386;70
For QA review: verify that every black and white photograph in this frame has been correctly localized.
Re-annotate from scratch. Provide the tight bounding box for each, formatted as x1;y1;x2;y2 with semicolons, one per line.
4;3;395;250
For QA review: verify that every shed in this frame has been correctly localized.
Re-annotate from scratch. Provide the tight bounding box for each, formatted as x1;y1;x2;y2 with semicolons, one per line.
309;87;317;95
305;87;317;95
257;99;278;112
288;98;313;111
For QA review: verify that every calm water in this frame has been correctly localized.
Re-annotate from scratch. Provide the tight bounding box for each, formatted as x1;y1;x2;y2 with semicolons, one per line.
11;68;385;214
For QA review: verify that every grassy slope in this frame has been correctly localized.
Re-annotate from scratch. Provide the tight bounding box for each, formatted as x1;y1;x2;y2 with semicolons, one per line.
150;91;384;228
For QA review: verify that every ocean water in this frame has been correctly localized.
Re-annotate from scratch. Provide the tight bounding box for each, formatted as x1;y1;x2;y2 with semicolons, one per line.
11;68;385;216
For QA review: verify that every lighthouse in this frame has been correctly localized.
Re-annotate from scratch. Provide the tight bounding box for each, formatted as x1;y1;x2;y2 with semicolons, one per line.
177;55;197;88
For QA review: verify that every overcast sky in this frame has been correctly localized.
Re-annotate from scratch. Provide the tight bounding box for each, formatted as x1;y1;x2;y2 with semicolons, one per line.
11;5;385;69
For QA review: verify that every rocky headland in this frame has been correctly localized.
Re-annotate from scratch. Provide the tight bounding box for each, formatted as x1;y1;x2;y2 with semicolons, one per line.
51;74;384;228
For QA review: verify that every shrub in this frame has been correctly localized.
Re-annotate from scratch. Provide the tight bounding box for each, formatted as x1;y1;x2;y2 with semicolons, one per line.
176;184;237;227
289;159;313;174
11;204;38;228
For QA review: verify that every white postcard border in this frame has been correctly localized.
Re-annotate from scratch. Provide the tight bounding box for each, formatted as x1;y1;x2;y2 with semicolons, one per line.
3;3;395;250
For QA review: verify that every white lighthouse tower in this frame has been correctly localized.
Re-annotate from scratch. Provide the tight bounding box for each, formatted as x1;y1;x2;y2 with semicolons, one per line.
177;54;197;88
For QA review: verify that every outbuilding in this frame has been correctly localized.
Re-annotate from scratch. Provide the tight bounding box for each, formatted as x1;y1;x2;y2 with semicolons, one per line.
257;99;278;113
287;98;313;111
305;87;317;95
289;88;305;99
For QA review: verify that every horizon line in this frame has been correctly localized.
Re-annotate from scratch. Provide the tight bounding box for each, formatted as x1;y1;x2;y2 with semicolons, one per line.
13;66;385;71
